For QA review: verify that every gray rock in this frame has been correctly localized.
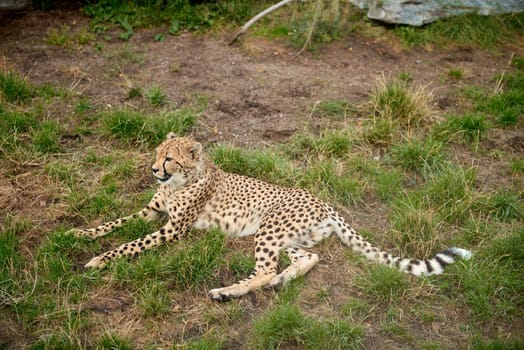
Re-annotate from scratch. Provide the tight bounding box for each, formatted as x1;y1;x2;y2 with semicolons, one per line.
0;0;31;10
349;0;524;26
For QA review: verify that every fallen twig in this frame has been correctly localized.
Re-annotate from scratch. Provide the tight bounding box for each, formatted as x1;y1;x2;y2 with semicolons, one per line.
229;0;296;45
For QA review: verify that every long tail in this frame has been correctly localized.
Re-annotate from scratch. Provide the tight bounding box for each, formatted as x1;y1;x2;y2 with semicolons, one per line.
334;217;472;276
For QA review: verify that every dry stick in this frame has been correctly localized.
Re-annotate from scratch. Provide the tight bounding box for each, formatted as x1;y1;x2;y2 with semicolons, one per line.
229;0;296;45
493;52;515;95
295;0;323;57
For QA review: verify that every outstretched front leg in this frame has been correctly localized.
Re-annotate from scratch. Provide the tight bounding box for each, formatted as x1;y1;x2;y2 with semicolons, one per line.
84;220;180;269
70;192;166;239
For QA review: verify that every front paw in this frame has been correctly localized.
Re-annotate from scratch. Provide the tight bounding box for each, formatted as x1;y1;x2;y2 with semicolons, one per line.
208;287;234;302
85;256;108;269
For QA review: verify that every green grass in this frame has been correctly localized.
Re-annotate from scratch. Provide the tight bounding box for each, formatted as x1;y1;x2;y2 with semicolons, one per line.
436;113;488;144
32;120;63;153
146;86;168;107
355;264;410;304
390;194;444;258
312;99;354;120
366;77;432;144
96;333;134;350
109;228;226;291
447;68;464;80
84;0;267;36
211;145;296;186
1;16;523;349
135;280;172;316
389;138;444;175
0;71;33;103
101;107;196;147
394;13;524;48
481;189;523;222
250;303;363;350
453;227;524;320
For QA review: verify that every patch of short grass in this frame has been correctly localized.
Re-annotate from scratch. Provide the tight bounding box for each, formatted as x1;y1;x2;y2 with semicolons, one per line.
452;227;523;320
135;280;172;317
285;130;354;159
355;263;410;304
110;228;226;291
211;145;296;186
0;71;33;103
389;138;444;175
96;333;134;350
312;99;354;120
471;336;524;350
480;189;523;222
146;86;168;107
32;120;63;153
101;107;196;147
366;76;433;144
0;217;31;307
390;194;444;258
435;113;488;144
447;67;464;81
228;253;255;278
423;164;477;223
394;13;524;48
47;25;74;48
250;303;363;350
373;169;404;202
299;159;362;206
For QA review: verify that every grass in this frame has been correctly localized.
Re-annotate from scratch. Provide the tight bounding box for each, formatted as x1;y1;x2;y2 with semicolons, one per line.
250;303;363;350
435;113;488;144
1;9;523;350
394;12;524;48
146;86;168;107
355;264;410;304
101;107;197;147
366;76;433;144
0;71;33;103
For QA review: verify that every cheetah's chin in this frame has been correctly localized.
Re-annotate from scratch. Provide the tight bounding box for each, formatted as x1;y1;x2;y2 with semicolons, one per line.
155;175;172;183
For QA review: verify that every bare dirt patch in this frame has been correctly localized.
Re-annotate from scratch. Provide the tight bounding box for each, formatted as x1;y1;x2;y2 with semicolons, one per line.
1;6;523;349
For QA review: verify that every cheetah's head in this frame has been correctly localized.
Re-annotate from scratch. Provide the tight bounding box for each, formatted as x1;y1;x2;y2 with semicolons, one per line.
151;133;204;186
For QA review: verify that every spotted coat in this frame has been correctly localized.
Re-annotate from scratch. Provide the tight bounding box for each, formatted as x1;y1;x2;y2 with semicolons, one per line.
72;133;472;301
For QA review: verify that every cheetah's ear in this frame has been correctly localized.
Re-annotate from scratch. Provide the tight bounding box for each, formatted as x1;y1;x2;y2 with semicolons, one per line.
190;142;202;160
166;132;177;140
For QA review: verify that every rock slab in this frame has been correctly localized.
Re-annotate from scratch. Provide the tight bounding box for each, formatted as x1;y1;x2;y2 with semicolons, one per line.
350;0;524;26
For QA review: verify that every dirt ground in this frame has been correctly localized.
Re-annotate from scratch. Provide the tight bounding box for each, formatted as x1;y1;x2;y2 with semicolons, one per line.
2;7;522;148
1;5;523;350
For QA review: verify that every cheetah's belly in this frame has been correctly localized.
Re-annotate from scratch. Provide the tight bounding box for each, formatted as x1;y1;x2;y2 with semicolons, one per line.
193;207;262;238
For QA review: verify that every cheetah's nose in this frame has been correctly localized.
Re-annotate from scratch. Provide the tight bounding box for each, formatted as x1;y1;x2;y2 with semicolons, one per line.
151;167;159;174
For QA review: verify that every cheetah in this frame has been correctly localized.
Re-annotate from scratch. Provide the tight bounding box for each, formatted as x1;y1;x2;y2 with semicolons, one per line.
71;133;472;301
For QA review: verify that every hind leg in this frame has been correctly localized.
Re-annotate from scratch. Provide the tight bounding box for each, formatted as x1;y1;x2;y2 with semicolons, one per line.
208;232;280;301
269;247;319;288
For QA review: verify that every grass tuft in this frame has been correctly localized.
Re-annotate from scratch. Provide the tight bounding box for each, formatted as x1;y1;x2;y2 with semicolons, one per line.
146;86;168;107
32;120;63;153
366;76;433;144
389;138;444;174
395;13;524;48
101;108;196;147
0;71;33;103
356;264;409;304
390;194;444;258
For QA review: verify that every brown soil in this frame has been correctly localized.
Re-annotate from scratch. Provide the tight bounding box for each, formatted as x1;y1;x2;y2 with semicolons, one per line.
1;6;523;350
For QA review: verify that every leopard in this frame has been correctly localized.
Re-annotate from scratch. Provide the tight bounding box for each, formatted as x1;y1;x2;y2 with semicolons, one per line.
71;132;472;301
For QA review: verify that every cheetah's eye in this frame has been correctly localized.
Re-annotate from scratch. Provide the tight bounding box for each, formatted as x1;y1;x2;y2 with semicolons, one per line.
165;157;173;161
